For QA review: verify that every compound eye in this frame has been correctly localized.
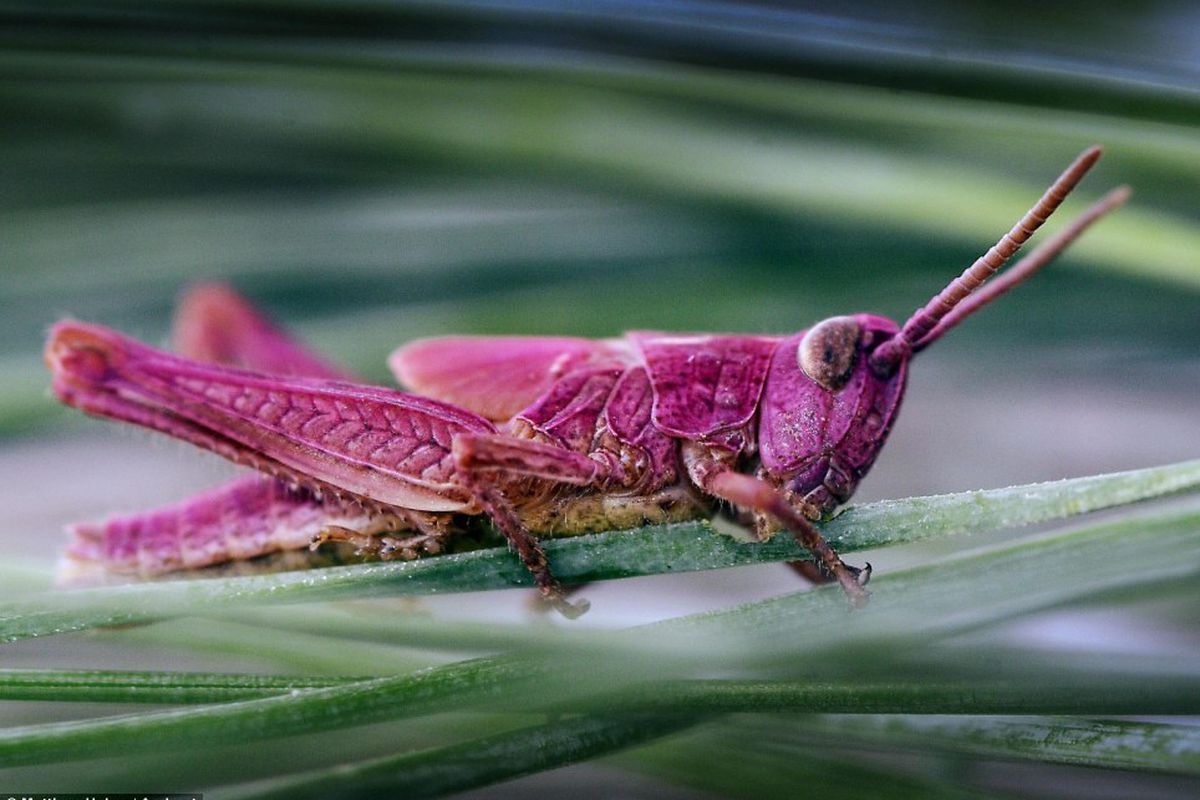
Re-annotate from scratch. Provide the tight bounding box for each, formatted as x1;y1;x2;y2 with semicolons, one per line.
797;316;860;391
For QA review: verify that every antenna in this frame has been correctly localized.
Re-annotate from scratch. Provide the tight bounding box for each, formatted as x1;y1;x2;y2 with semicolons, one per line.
870;146;1105;372
911;185;1129;350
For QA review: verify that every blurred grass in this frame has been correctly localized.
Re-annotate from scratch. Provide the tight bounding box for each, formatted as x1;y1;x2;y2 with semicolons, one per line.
3;2;1200;798
621;715;1200;800
2;2;1200;439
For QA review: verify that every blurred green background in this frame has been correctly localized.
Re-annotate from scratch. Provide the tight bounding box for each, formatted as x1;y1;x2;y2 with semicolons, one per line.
5;0;1199;526
2;1;1200;797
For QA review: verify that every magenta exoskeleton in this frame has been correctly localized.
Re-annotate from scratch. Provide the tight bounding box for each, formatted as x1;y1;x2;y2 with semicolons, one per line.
45;147;1128;615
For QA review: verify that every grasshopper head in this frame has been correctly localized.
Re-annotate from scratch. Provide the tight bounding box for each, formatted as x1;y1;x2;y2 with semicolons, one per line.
766;147;1128;512
759;312;907;512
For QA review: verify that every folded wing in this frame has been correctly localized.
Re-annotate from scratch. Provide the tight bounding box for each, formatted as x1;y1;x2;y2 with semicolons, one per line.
390;336;625;422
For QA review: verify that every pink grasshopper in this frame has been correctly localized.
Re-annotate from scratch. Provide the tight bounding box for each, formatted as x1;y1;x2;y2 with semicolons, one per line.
46;147;1127;615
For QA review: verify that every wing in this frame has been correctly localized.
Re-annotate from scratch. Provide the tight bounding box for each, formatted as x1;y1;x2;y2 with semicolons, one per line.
631;332;780;446
389;336;625;422
173;283;352;380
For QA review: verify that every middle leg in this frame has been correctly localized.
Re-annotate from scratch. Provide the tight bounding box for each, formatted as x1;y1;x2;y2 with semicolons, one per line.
453;433;612;618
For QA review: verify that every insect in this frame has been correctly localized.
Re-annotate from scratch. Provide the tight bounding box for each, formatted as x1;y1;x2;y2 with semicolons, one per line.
46;146;1127;615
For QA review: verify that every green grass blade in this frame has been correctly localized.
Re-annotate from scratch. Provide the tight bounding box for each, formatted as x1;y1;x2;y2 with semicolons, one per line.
106;617;447;675
623;726;998;800
622;714;1200;799
3;459;1198;642
4;47;1198;284
0;669;358;704
668;510;1200;667
203;686;1189;796
774;714;1200;774
7;669;1200;715
221;713;701;800
598;678;1200;716
215;605;570;654
0;659;549;768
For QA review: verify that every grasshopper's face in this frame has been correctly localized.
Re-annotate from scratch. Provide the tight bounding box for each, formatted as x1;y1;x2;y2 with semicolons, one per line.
759;314;908;512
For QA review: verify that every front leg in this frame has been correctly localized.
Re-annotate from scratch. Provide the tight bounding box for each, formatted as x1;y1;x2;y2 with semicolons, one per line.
684;444;869;608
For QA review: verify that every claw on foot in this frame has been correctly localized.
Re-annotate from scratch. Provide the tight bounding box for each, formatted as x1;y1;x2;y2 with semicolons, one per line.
547;592;591;619
528;582;592;618
840;562;871;609
787;558;871;608
789;559;872;590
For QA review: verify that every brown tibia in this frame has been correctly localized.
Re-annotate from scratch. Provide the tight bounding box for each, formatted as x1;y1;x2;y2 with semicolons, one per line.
461;472;590;618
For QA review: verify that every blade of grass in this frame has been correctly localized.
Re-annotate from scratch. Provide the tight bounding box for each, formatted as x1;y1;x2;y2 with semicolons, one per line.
597;677;1200;717
671;510;1200;669
23;686;1192;796
18;711;543;793
0;659;552;768
10;665;1200;715
4;459;1198;642
6;0;1200;113
219;712;702;800
0;668;358;704
620;722;1000;800
219;605;569;654
105;617;449;675
766;714;1200;774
